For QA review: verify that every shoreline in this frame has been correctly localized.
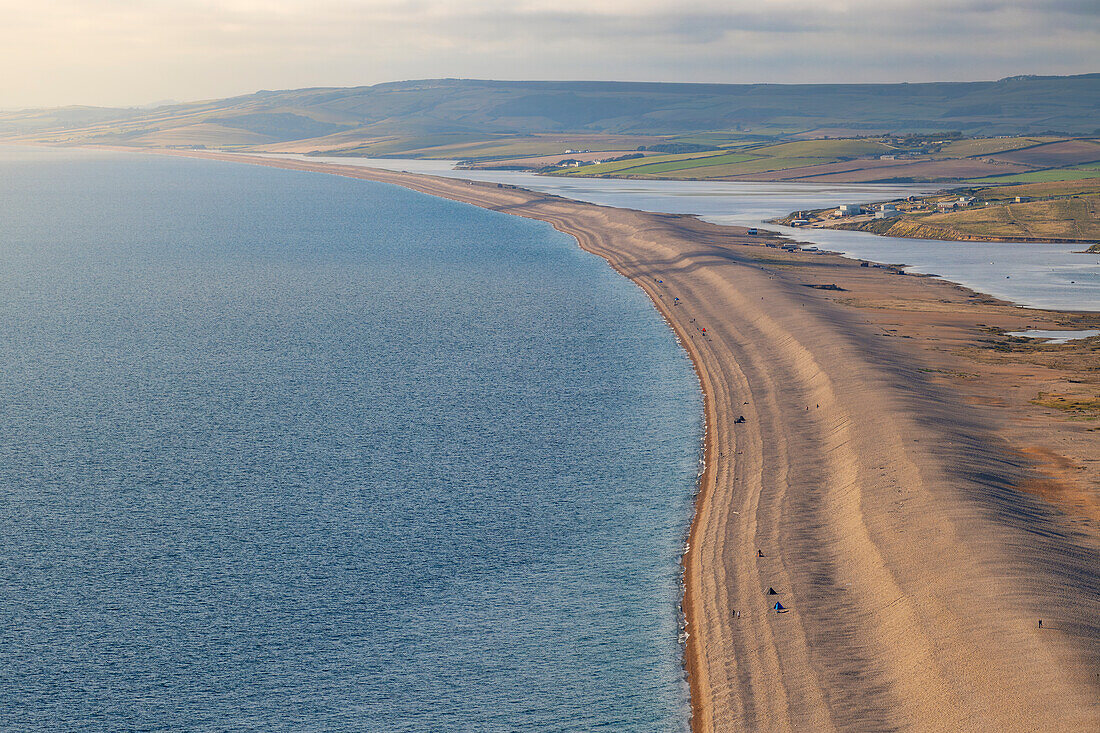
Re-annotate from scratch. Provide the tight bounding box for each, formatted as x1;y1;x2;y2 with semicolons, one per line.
139;148;1098;730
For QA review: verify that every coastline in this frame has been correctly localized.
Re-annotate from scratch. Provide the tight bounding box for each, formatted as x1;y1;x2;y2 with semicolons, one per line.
143;149;1098;730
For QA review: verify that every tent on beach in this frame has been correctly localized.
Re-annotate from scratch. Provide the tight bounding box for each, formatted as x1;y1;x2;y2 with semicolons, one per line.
773;602;786;612
766;587;778;595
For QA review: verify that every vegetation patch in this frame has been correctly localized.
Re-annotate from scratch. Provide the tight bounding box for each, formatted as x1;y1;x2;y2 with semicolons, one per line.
1031;392;1100;418
745;139;893;158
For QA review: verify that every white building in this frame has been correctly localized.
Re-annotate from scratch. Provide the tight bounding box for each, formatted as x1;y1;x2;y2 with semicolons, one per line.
838;204;863;216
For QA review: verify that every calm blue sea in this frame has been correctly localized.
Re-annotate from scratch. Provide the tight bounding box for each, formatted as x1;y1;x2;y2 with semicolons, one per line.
0;147;700;731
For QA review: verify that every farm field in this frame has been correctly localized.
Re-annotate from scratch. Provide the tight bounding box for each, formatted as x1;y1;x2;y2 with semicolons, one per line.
987;139;1100;167
556;149;732;175
968;168;1100;184
551;135;1100;183
744;139;894;157
655;156;833;178
937;136;1061;157
588;152;761;176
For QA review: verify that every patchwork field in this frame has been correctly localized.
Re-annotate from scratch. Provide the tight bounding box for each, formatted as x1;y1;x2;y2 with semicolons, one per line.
937;136;1062;157
988;139;1100;167
968;168;1100;184
549;135;1100;184
743;139;895;158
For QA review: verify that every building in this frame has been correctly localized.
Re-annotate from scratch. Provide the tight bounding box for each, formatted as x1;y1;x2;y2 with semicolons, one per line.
1015;196;1031;203
838;204;863;216
875;209;903;219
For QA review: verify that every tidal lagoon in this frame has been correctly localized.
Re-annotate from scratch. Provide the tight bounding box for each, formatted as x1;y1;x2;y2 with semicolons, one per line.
282;156;1100;313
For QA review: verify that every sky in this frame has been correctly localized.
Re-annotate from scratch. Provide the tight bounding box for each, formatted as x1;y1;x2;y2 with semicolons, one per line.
3;0;1098;109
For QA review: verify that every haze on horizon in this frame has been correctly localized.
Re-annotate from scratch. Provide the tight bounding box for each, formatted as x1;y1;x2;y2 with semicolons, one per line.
4;0;1098;110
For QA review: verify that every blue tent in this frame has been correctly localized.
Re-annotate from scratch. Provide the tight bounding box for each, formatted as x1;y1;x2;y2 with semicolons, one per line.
773;602;785;612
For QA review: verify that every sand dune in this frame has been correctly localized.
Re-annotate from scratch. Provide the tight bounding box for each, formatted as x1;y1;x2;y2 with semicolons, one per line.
154;150;1099;731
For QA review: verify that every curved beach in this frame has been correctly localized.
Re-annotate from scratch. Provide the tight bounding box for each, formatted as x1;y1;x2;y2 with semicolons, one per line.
160;151;1099;731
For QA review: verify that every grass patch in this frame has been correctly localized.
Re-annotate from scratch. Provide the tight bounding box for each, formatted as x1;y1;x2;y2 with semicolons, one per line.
915;195;1100;239
655;157;832;178
1031;392;1100;417
561;150;732;175
611;152;759;175
744;139;892;158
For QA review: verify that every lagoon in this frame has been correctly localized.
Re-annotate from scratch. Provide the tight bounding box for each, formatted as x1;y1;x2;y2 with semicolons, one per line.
282;155;1100;312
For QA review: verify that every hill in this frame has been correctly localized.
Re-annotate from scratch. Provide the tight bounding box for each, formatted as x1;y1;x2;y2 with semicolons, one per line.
1;75;1097;156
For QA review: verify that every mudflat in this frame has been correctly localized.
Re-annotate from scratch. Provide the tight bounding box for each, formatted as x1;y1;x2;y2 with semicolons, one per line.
159;150;1099;731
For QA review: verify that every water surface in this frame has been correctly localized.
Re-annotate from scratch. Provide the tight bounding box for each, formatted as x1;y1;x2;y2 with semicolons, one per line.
0;146;700;731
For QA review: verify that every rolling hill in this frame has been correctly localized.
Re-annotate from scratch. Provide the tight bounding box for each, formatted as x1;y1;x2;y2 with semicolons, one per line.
1;75;1097;157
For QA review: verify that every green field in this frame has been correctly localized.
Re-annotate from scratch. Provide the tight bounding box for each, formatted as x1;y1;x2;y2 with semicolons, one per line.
937;137;1060;157
966;168;1100;184
565;152;836;179
559;150;731;175
656;157;831;178
742;139;893;158
597;152;759;176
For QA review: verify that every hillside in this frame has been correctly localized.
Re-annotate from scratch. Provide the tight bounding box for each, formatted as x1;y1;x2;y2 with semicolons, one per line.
1;75;1097;157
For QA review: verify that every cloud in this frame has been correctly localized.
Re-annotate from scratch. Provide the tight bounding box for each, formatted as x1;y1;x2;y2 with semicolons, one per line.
0;0;1096;107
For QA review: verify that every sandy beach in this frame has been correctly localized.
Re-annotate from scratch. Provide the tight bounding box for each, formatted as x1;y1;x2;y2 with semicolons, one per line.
152;150;1099;731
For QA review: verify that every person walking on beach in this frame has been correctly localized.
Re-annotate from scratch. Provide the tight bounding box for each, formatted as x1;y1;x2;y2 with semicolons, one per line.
1039;619;1043;629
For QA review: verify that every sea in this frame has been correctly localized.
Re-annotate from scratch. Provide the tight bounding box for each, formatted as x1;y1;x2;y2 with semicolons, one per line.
281;156;1100;313
0;146;701;731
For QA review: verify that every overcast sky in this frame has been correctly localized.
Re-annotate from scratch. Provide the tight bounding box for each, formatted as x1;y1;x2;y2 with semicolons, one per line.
3;0;1097;108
